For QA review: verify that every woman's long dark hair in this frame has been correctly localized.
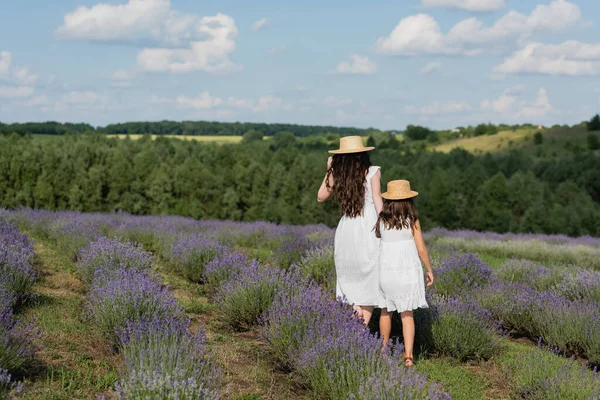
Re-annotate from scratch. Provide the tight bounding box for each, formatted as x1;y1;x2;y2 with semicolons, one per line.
326;152;372;218
375;198;419;238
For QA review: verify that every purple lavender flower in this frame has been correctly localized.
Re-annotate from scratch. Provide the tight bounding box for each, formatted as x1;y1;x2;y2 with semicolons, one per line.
202;250;251;290
433;253;493;297
497;259;564;292
86;267;186;346
167;233;226;283
0;221;37;300
0;290;40;372
77;236;155;284
272;234;317;269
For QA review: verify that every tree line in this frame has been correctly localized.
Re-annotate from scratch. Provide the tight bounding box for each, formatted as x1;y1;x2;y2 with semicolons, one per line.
1;133;599;236
0;120;375;138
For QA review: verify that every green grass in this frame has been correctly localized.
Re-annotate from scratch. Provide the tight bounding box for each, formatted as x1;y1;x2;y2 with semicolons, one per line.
106;134;246;144
416;358;487;400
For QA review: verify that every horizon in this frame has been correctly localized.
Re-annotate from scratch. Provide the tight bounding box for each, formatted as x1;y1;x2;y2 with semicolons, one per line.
1;0;599;130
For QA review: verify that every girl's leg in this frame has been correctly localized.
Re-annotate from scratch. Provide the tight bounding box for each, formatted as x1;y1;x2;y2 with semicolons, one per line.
360;305;375;326
400;310;415;365
380;308;392;348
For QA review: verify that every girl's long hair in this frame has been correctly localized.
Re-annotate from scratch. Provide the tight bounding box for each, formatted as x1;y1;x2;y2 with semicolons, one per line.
326;152;372;218
375;198;419;238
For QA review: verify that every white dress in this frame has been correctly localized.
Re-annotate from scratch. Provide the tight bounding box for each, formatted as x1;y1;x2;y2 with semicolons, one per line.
334;166;380;306
378;223;428;312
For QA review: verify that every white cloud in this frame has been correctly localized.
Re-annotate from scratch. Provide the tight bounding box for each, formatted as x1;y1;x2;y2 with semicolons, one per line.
23;95;51;107
376;0;580;56
57;1;241;74
481;86;552;119
335;54;377;74
177;92;223;110
252;95;282;112
137;14;240;73
421;0;505;12
405;101;472;115
0;51;38;86
0;51;13;77
0;85;35;98
150;95;173;104
324;96;353;107
252;18;268;32
420;61;441;75
494;40;600;76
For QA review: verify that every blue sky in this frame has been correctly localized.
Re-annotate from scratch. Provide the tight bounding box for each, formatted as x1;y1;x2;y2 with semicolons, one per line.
1;0;599;130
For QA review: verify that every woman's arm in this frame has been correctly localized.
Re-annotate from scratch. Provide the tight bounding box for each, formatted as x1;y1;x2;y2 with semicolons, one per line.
413;220;434;286
370;169;383;215
317;157;334;203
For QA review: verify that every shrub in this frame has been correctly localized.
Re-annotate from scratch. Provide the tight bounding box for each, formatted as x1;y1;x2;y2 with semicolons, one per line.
272;234;316;269
433;253;492;296
86;267;187;346
0;221;37;300
506;347;600;400
116;317;221;399
551;269;600;302
298;245;335;289
167;234;225;282
203;250;251;291
496;259;563;292
77;236;155;284
216;262;303;330
429;295;503;361
0;291;39;372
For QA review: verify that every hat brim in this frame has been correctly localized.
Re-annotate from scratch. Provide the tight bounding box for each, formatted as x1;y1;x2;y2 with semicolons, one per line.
381;191;418;200
328;147;375;154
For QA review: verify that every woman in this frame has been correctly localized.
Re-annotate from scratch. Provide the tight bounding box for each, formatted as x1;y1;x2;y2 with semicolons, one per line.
318;136;383;325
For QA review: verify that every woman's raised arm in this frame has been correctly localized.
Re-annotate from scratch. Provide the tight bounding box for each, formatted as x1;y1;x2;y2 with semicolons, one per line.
317;157;334;202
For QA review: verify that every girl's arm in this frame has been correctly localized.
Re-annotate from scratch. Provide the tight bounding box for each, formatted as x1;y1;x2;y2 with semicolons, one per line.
317;157;334;203
370;169;383;214
413;220;434;286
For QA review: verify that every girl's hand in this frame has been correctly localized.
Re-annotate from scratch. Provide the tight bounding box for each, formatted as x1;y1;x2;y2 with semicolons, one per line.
327;156;333;169
426;271;434;287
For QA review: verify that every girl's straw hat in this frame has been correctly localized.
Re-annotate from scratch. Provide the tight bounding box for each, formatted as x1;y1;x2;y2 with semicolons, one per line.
328;136;374;154
382;180;418;200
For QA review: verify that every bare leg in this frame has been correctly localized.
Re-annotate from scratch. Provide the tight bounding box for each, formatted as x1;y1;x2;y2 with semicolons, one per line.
360;305;374;326
401;310;415;366
380;308;392;348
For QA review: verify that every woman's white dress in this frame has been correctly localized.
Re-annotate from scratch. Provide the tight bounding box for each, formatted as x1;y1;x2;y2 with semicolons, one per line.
378;223;428;312
334;166;380;306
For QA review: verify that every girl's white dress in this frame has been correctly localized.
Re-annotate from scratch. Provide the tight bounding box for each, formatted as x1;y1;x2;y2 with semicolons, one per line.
378;223;428;312
334;166;380;306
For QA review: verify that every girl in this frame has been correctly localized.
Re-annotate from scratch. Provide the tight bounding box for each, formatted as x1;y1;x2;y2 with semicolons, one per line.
376;180;434;367
317;136;382;325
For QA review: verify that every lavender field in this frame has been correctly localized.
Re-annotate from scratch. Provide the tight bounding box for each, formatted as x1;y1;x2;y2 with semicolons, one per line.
1;209;599;399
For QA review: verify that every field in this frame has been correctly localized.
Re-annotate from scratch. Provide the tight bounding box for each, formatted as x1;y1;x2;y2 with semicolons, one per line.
106;134;247;144
1;210;600;399
433;125;592;156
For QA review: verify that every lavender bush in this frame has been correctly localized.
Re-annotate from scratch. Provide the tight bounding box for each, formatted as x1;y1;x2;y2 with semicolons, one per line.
506;347;600;400
298;245;335;290
216;262;303;330
433;253;493;297
86;267;187;346
551;269;600;303
202;250;251;290
0;290;40;372
116;316;221;400
167;233;226;283
429;295;503;361
496;259;564;292
261;283;449;399
0;368;23;397
272;234;316;269
0;221;37;300
77;236;155;284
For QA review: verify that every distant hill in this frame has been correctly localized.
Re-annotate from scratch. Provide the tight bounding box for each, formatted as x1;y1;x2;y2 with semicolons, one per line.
432;124;595;157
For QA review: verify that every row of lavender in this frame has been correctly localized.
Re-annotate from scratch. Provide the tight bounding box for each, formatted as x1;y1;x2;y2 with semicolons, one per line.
0;220;39;395
76;236;221;399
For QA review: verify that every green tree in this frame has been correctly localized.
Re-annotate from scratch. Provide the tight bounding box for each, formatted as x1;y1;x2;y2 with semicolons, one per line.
471;172;512;233
533;131;543;145
587;114;600;131
587;133;600;150
366;136;376;147
241;130;263;143
405;125;432;141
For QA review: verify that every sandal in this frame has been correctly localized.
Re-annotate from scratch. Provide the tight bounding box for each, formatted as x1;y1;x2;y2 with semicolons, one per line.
403;356;415;368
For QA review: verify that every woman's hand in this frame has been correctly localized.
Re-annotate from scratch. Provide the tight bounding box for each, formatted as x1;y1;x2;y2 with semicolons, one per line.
327;156;333;169
426;271;434;287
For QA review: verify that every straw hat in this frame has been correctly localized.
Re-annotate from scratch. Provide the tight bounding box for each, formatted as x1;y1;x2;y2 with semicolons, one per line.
328;136;374;154
382;180;418;200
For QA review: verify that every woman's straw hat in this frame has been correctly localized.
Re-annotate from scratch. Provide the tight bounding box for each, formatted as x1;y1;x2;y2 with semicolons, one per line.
382;180;418;200
328;136;374;154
